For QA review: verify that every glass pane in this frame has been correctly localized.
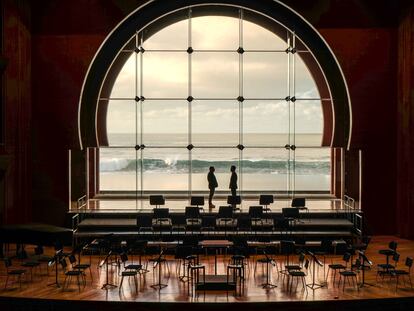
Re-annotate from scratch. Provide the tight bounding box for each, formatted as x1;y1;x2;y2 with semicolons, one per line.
294;52;320;99
106;100;136;146
243;19;287;51
191;147;239;192
293;100;324;147
99;148;139;191
142;52;187;98
192;15;239;50
243;100;289;146
192;100;238;146
292;147;331;191
243;52;287;99
242;148;289;191
192;52;238;99
109;53;138;99
143;17;188;50
142;148;189;191
143;100;188;146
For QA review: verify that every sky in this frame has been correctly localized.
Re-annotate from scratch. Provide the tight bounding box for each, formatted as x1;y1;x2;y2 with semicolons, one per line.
106;16;325;136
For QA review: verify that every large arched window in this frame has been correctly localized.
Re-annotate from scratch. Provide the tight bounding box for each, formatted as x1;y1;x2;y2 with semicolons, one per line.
96;5;333;195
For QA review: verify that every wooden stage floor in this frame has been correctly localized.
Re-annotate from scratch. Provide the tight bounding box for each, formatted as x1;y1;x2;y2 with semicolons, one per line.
0;236;413;308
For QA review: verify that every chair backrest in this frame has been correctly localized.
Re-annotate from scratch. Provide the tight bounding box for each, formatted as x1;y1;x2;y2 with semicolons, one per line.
393;252;400;263
190;196;204;206
201;216;216;228
120;252;128;263
282;207;300;219
218;206;233;218
227;195;241;205
343;252;352;263
154;208;169;219
34;246;44;256
249;206;263;218
237;216;251;230
298;252;305;264
68;254;76;265
137;215;153;228
60;258;68;270
259;195;274;205
149;195;165;206
291;197;306;207
185;206;200;218
304;259;310;270
389;241;398;251
406;257;413;269
4;258;12;268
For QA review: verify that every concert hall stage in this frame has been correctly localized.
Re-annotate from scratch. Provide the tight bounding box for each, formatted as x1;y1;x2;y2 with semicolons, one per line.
1;237;414;311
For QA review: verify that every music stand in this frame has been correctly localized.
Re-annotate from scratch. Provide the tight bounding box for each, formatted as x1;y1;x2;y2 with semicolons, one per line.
150;195;165;208
191;196;205;211
261;251;277;289
358;250;374;288
47;249;63;288
227;195;241;211
150;249;168;290
259;195;274;212
100;251;117;290
306;251;325;290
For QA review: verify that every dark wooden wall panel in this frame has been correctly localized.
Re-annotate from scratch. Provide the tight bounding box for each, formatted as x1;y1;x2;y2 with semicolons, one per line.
397;7;414;239
1;0;32;225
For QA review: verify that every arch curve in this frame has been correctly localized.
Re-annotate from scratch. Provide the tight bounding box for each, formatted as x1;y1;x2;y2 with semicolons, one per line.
78;0;351;149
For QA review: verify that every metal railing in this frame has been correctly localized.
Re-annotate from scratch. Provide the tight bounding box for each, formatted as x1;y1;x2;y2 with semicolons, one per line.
343;195;362;235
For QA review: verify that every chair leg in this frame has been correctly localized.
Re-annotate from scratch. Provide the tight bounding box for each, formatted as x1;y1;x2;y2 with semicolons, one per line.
4;275;9;289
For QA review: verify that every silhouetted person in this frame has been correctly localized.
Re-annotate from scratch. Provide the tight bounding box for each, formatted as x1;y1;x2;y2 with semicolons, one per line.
207;166;218;208
229;165;238;198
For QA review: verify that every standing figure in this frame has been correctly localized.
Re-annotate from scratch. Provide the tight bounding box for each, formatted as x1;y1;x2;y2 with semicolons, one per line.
229;165;238;198
207;166;218;208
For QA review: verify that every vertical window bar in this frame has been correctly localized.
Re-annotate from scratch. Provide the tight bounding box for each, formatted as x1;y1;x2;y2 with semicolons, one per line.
286;30;291;196
139;33;144;197
238;8;243;197
292;32;296;195
135;31;139;206
188;8;192;199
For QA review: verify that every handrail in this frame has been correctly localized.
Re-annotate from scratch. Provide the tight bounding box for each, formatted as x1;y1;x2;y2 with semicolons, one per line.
343;195;362;236
77;195;87;209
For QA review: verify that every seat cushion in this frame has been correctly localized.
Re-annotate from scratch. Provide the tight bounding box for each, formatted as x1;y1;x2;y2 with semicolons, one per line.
289;271;305;277
9;269;26;275
329;264;345;269
339;270;357;276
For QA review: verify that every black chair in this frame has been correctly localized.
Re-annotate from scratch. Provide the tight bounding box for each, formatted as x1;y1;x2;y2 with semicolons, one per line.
282;208;300;231
291;197;309;221
201;216;216;231
185;206;202;231
249;206;274;231
216;206;237;230
60;258;85;291
377;251;400;279
153;208;172;231
68;254;93;281
191;196;205;211
378;241;398;274
137;215;154;232
392;257;413;289
288;259;310;293
227;195;241;211
3;258;26;289
119;253;139;292
326;252;352;283
259;195;274;212
338;258;360;291
150;195;165;208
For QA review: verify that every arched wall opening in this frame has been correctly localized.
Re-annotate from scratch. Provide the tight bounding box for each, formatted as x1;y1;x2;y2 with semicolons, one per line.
78;0;351;198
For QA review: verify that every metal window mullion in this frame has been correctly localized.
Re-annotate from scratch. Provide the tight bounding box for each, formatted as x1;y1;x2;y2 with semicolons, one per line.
239;8;243;196
286;30;291;196
188;8;192;197
140;33;144;196
292;32;296;195
135;32;139;201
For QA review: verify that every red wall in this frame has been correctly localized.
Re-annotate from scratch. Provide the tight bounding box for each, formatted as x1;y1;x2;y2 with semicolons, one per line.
2;0;410;236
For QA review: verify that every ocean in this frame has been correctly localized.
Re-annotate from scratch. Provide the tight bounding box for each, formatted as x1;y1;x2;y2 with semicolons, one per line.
99;133;330;192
